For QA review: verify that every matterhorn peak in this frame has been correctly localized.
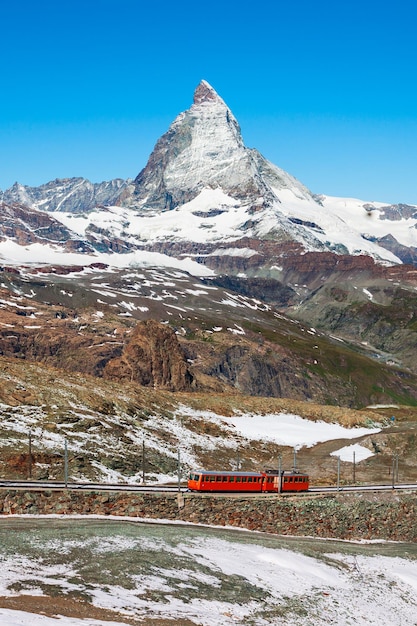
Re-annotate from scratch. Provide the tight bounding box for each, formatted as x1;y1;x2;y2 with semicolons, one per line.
193;80;224;105
124;80;274;213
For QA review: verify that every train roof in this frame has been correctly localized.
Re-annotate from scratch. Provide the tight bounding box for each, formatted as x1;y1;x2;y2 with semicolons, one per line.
190;469;309;477
264;469;309;476
190;470;263;477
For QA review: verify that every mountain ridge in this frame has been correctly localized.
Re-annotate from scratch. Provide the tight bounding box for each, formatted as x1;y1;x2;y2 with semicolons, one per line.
1;80;416;270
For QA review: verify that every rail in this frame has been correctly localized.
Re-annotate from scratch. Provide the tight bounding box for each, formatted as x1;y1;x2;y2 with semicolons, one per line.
1;480;417;495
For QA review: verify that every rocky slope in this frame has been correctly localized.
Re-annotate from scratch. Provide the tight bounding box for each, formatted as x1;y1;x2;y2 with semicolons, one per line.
1;262;417;407
1;346;417;486
1;177;129;213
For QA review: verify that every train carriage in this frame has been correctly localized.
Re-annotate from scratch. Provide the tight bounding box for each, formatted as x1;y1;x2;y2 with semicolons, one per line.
188;470;264;492
188;469;309;493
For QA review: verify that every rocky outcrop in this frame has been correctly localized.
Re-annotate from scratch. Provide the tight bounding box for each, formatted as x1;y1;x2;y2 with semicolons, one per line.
2;178;129;213
376;233;417;265
104;320;194;391
0;202;92;250
0;286;194;391
204;275;297;307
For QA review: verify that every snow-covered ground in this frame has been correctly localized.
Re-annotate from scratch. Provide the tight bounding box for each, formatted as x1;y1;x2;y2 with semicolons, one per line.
217;411;379;448
331;442;375;462
0;610;123;626
0;516;416;626
0;400;381;484
0;238;215;276
1;184;414;271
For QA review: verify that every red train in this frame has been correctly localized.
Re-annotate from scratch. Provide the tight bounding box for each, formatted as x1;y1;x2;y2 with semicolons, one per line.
187;469;309;493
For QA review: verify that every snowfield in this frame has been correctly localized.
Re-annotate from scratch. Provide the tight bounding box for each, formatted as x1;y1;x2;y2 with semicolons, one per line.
0;516;416;626
218;411;379;448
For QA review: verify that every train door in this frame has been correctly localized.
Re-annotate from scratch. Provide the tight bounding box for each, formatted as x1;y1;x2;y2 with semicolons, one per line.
273;474;282;493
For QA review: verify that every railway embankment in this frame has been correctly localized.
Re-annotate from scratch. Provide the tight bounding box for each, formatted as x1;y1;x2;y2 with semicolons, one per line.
1;489;416;542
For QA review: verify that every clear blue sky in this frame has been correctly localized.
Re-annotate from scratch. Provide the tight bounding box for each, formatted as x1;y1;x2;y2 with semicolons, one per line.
1;0;417;203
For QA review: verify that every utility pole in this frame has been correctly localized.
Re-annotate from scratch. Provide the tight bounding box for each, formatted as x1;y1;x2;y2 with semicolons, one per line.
391;455;394;489
28;431;32;479
177;448;185;510
177;448;181;492
391;454;397;489
278;454;282;494
392;453;399;487
337;456;341;491
64;439;68;488
353;451;356;484
142;440;146;485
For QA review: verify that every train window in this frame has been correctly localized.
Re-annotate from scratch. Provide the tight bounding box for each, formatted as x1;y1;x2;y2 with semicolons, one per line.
215;476;221;482
247;477;252;483
222;476;227;482
229;476;235;482
242;477;247;482
203;475;209;481
236;477;241;482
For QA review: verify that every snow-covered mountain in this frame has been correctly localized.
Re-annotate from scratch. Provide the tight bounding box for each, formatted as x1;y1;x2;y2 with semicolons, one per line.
0;177;129;213
125;79;278;211
0;79;416;269
1;80;417;407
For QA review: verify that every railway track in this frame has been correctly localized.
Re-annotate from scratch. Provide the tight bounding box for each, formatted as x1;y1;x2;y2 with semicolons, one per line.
0;480;186;493
1;480;417;495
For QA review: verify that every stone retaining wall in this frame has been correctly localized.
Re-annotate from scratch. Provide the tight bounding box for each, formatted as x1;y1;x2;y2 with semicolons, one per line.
1;489;416;542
